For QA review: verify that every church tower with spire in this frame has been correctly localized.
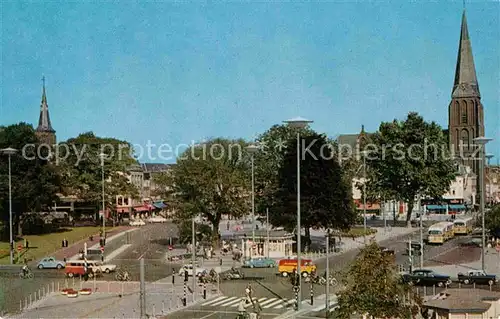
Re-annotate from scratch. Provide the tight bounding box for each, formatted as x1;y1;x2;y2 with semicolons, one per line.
35;77;57;145
448;10;484;176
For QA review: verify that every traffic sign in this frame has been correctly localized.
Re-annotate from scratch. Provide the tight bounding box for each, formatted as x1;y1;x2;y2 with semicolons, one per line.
168;245;173;251
17;245;22;252
293;286;300;292
100;246;104;253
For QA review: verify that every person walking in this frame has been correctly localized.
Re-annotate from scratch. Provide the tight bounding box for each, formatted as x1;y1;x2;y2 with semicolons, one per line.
251;299;262;319
237;298;247;319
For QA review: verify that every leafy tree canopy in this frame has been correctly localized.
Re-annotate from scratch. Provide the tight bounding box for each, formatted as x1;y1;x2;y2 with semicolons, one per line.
485;204;500;234
365;112;456;224
59;132;138;210
0;123;60;236
336;242;422;319
162;138;251;243
270;132;355;242
253;124;316;215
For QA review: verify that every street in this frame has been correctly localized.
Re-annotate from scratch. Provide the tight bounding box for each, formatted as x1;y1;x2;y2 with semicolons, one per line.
165;228;493;319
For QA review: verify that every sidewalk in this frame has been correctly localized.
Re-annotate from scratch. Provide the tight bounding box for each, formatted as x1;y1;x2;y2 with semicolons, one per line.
275;293;338;318
50;226;131;262
300;227;417;262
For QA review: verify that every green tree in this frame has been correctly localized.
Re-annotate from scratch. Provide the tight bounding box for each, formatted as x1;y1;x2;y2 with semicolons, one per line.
59;132;139;217
365;112;456;225
336;242;422;319
0;123;61;236
253;124;323;216
485;204;500;234
271;132;355;244
164;138;250;244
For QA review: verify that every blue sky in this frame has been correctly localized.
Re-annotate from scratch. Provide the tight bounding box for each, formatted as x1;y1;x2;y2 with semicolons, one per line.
1;1;499;163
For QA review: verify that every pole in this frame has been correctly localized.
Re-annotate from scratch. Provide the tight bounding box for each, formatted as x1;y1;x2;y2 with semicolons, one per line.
363;154;367;244
296;132;302;309
266;208;270;258
8;154;13;265
191;217;196;301
408;237;413;272
101;157;106;239
325;230;329;318
480;147;486;272
382;196;387;232
420;207;424;268
139;258;145;318
251;155;255;245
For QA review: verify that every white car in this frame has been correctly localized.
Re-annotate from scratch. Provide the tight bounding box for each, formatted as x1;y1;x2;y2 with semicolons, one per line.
178;264;207;277
129;219;146;226
92;262;117;274
148;216;167;223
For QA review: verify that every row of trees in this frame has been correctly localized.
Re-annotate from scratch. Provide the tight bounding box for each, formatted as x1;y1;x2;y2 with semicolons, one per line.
0;123;138;236
156;112;456;244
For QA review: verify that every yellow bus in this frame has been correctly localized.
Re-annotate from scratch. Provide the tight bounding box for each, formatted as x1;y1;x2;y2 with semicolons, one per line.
428;222;455;244
453;217;474;235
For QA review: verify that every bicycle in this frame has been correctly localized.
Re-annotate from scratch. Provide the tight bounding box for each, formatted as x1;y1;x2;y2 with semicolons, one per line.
19;271;34;279
235;312;249;319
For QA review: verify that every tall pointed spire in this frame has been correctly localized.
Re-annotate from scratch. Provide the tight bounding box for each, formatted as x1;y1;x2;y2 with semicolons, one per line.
36;76;55;133
451;10;480;98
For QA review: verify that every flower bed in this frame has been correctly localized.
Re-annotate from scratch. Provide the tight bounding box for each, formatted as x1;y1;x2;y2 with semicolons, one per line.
80;288;92;295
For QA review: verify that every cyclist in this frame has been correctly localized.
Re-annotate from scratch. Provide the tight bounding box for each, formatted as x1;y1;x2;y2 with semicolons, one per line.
21;261;31;278
237;298;247;318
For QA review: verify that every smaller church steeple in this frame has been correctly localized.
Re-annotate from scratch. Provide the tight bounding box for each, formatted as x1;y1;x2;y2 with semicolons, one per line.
35;77;56;145
452;10;480;98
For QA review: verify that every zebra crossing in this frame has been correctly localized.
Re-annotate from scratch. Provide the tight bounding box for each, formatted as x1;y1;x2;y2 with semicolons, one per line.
201;295;296;309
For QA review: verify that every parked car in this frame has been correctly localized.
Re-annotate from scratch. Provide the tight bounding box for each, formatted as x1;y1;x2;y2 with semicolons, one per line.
37;257;65;269
147;216;167;223
94;261;117;274
129;219;146;226
243;257;276;268
401;269;451;287
458;270;497;285
178;264;207;277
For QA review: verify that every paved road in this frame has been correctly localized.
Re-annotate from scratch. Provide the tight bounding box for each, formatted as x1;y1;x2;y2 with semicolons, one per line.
112;222;180;282
187;230;487;315
0;223;169;316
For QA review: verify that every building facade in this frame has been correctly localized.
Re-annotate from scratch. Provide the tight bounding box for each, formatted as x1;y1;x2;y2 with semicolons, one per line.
35;77;56;145
447;11;485;190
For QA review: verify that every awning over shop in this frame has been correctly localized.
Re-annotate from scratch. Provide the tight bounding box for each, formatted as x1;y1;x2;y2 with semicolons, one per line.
133;205;151;212
449;204;466;210
426;205;447;210
153;201;167;209
116;207;130;213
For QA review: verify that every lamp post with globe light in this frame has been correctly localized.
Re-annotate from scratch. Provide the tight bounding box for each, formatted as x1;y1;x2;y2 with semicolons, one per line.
246;144;259;251
283;117;313;311
473;136;493;272
1;147;18;264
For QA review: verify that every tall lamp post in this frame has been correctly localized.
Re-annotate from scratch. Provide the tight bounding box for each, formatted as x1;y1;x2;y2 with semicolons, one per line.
1;147;17;264
99;153;106;239
486;154;494;205
283;116;313;311
246;144;259;253
361;150;368;244
473;136;492;272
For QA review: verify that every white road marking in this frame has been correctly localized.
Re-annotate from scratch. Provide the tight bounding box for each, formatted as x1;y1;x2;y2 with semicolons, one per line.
202;296;226;306
211;296;238;306
259;298;278;306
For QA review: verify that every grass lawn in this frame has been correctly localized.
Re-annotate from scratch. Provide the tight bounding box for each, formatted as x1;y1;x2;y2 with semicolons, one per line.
0;226;115;264
341;227;377;238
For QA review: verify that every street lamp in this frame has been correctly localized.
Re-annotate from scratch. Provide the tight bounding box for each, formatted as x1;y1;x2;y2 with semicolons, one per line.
473;136;492;272
1;147;17;264
361;150;368;245
99;153;106;239
246;144;259;253
283;116;313;311
486;154;494;205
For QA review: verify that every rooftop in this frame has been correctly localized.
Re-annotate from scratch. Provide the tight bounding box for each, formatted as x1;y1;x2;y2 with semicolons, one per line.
424;289;500;313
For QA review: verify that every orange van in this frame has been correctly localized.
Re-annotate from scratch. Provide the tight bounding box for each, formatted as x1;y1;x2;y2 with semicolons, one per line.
64;260;97;278
278;258;316;277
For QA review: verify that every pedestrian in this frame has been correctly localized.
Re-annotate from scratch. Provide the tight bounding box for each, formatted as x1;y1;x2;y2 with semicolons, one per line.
227;221;230;231
252;299;262;319
237;298;246;318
